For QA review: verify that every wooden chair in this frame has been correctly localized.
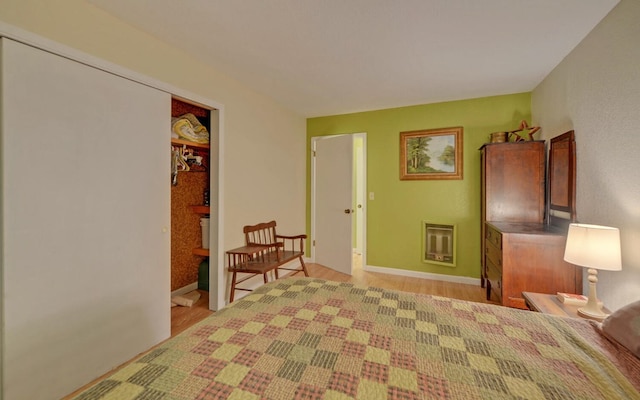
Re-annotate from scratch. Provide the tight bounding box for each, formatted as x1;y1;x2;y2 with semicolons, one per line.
226;221;308;302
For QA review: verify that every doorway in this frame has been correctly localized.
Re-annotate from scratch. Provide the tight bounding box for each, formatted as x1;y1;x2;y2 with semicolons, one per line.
169;97;224;311
311;133;367;275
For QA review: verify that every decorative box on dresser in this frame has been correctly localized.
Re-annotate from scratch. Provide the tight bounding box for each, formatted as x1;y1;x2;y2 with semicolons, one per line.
480;135;581;309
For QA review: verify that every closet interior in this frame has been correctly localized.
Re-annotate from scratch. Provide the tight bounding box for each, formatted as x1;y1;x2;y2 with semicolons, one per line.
171;98;212;294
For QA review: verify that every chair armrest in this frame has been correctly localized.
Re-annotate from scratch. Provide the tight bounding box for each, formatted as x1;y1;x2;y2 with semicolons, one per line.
276;234;307;239
247;241;284;248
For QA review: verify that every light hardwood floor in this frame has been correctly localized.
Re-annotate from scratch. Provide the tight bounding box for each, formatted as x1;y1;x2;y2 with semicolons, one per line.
171;262;496;336
66;262;495;398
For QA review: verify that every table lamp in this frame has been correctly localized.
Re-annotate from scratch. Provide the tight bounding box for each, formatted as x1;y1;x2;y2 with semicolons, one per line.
564;223;622;320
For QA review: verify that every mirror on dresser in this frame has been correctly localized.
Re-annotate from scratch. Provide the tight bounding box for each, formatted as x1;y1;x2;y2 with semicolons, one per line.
548;130;577;228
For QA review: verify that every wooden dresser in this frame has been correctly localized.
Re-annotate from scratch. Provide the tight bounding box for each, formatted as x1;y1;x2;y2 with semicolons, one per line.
485;221;582;309
480;133;581;309
480;141;545;289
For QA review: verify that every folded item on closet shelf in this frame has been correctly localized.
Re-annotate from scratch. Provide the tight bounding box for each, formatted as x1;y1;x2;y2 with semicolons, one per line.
171;113;209;144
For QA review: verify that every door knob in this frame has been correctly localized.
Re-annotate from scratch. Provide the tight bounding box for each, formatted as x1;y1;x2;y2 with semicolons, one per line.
344;209;353;214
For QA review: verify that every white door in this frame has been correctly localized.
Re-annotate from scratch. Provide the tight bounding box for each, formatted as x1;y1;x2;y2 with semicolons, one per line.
313;135;353;275
354;136;365;255
1;38;170;400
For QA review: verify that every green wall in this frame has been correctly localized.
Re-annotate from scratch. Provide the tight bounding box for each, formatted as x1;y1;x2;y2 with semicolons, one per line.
307;92;532;279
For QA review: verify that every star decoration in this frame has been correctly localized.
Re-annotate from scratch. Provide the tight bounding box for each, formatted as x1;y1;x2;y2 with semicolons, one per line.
509;120;540;141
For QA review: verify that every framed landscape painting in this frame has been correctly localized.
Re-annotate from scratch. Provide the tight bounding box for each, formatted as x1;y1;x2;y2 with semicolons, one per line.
400;127;463;180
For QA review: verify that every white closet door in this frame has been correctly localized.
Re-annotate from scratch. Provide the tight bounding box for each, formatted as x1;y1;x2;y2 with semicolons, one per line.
1;38;170;399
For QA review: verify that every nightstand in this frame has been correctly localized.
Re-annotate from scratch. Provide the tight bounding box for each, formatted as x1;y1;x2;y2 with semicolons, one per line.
522;292;611;321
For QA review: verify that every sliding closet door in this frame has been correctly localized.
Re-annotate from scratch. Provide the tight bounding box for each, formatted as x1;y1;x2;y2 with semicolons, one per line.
1;38;170;399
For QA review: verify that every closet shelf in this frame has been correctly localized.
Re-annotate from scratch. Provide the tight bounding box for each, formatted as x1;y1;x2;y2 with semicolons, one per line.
171;138;210;150
190;205;210;214
192;248;209;256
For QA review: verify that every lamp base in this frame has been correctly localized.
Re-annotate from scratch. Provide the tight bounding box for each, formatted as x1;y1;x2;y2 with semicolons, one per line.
577;268;609;322
577;306;609;321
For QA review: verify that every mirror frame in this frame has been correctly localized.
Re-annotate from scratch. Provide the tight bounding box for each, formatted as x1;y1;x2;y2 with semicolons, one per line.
548;130;576;227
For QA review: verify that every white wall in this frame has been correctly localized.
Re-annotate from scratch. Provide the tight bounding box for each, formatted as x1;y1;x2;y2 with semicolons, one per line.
0;0;307;249
532;0;640;311
0;1;307;307
0;1;306;396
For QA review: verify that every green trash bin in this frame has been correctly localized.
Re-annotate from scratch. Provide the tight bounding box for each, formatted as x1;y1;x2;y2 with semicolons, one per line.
198;260;209;291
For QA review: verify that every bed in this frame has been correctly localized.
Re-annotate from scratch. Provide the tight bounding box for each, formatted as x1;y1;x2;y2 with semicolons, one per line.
74;278;640;399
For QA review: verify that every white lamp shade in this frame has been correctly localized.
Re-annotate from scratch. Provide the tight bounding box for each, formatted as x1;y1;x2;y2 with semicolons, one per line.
564;223;622;271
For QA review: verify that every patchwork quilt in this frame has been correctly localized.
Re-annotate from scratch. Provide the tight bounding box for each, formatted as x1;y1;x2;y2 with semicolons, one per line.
74;278;640;399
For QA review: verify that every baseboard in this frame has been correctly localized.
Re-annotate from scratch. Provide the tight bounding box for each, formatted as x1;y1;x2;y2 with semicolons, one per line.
171;282;198;297
363;264;481;286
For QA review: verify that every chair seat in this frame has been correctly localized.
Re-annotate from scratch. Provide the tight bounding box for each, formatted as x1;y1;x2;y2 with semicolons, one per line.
228;250;303;274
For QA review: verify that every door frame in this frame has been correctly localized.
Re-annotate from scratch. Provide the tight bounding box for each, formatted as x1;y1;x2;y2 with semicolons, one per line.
310;133;367;270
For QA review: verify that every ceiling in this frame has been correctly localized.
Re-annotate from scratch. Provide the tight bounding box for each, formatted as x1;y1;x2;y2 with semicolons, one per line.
89;0;619;117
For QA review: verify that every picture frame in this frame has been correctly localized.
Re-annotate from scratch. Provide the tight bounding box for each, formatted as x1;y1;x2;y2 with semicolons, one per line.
400;127;463;180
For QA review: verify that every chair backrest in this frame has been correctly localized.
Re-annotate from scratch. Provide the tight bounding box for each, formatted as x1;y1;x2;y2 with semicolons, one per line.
243;220;277;246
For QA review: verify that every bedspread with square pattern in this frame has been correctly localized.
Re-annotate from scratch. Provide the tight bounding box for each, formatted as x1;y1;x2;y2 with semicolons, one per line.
74;278;640;399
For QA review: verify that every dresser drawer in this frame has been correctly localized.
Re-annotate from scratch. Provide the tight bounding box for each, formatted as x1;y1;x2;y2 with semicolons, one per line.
485;224;502;249
486;258;502;303
485;240;502;271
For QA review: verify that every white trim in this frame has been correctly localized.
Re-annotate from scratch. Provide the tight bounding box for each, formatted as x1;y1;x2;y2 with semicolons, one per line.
310;138;318;262
171;282;199;297
213;111;226;311
355;133;367;268
363;264;481;286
